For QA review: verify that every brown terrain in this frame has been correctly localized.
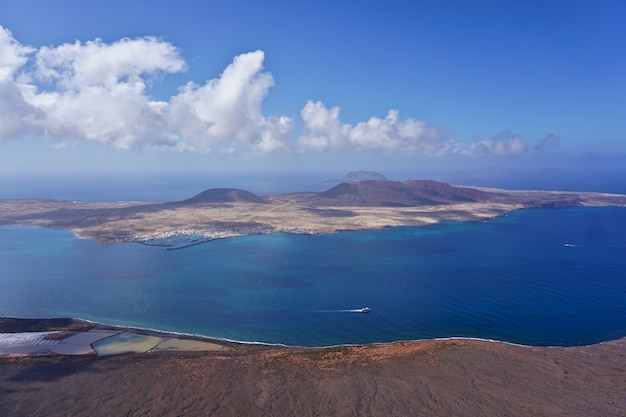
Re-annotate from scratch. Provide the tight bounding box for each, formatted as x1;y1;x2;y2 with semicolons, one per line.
1;330;625;416
2;179;626;416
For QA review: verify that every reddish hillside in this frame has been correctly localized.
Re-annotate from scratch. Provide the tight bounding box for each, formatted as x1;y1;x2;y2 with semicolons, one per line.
315;180;492;206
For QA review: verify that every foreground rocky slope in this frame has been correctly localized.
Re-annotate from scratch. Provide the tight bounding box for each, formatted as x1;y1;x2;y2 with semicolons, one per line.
1;336;625;416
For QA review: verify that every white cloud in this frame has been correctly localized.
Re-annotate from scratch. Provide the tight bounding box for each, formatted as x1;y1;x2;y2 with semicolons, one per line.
0;26;291;151
0;26;33;79
34;36;185;88
168;50;290;151
299;101;350;151
0;26;43;140
0;78;44;140
30;35;187;149
255;116;292;152
0;25;553;158
471;130;529;156
299;101;462;155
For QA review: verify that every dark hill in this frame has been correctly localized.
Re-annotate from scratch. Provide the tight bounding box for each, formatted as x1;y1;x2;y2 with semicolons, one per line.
316;180;492;206
183;188;267;204
404;180;491;202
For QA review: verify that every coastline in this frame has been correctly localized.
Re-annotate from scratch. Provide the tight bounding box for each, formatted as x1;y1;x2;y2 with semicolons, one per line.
0;317;233;358
2;317;625;416
0;316;529;357
2;316;624;355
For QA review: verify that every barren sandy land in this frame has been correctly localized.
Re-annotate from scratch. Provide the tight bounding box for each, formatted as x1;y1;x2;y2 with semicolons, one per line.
1;337;625;416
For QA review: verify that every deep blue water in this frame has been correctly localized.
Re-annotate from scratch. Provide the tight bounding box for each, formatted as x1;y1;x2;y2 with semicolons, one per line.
1;206;625;347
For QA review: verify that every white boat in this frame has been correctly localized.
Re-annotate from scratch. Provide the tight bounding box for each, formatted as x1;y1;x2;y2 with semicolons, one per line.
360;307;371;313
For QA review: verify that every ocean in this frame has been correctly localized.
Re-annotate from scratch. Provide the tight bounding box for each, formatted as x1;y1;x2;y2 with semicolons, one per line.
1;206;625;347
2;171;626;203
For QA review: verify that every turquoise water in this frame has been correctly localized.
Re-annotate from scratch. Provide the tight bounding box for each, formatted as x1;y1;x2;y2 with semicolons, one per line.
1;206;625;347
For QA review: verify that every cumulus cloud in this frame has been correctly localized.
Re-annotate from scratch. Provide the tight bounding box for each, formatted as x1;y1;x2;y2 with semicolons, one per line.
470;130;529;156
0;27;43;140
0;25;558;157
0;26;33;79
0;77;44;140
168;50;290;151
0;25;290;151
8;31;189;148
299;101;462;154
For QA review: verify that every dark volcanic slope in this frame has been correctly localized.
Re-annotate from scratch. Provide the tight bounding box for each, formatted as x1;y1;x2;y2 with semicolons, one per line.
2;338;625;417
316;180;492;206
183;188;267;204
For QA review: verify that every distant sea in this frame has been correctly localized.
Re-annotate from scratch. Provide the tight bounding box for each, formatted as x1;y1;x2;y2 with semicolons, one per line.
0;174;333;202
1;171;625;202
1;206;625;347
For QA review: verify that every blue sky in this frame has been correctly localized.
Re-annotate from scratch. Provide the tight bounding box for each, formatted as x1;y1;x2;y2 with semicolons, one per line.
1;0;625;193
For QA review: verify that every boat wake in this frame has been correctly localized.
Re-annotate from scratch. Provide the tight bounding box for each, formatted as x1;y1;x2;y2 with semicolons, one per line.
311;308;371;313
564;243;625;249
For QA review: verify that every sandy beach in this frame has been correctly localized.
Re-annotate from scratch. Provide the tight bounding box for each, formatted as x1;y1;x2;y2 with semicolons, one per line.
1;318;625;416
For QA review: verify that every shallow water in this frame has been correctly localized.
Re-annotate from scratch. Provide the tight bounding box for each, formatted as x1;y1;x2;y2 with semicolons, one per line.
1;206;625;347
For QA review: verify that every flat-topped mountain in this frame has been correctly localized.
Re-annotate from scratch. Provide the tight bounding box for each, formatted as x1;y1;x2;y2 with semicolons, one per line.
316;180;493;206
183;188;267;204
345;171;388;181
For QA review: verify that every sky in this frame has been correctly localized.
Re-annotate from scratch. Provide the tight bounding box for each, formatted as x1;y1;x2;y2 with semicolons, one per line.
1;0;625;195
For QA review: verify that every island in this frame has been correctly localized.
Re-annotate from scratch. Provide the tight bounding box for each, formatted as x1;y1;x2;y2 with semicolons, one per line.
1;179;625;245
